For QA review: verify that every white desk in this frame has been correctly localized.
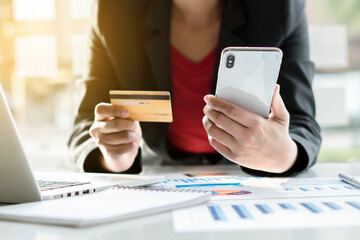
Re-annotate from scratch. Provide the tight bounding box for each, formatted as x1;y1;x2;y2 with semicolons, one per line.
1;162;360;240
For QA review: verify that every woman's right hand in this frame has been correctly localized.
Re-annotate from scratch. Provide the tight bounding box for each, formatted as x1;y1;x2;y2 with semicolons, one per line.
89;103;142;172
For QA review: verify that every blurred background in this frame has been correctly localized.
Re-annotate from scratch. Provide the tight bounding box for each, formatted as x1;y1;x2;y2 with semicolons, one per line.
0;0;359;170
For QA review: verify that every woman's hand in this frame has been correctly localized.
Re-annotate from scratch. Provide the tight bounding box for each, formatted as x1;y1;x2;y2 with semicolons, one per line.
202;85;298;173
89;103;142;172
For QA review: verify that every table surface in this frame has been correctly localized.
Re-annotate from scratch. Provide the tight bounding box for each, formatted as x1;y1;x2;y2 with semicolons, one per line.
2;162;360;240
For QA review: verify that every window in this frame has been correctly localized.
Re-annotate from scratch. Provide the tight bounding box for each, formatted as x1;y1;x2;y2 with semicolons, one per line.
306;0;360;162
0;0;90;169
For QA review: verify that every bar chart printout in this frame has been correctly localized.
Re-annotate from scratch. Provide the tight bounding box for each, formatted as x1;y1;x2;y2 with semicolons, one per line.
172;197;360;232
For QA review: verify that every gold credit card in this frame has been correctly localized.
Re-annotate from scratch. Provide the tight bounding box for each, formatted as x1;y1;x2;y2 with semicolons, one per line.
110;90;173;122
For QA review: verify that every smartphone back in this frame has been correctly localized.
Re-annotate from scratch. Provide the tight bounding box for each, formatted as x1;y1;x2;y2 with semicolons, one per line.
215;47;282;118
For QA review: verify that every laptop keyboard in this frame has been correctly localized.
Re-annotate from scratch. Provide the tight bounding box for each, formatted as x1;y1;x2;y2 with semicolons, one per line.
37;180;91;191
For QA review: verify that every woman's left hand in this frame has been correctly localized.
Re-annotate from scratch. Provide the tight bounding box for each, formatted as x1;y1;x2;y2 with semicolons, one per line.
202;85;298;173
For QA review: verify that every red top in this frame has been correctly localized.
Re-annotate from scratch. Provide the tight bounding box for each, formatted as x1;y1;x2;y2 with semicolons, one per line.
167;45;217;154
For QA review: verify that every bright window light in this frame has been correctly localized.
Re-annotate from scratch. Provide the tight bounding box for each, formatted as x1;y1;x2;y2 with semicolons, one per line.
70;0;92;19
71;34;88;76
15;35;58;78
309;25;349;70
12;0;55;21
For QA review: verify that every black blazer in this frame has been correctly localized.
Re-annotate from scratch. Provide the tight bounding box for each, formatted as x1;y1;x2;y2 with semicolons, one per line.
69;0;321;175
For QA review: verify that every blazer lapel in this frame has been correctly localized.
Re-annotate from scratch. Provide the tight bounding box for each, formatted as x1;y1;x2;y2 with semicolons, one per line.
144;0;172;92
211;0;248;93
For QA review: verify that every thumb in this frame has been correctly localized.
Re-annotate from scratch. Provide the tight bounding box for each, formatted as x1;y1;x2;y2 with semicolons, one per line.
269;84;289;125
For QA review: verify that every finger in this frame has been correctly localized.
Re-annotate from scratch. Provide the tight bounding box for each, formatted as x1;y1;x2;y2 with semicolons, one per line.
96;131;139;146
207;136;233;160
203;104;251;139
269;85;289;125
204;95;259;128
100;142;138;156
202;115;238;149
97;118;138;134
94;103;129;121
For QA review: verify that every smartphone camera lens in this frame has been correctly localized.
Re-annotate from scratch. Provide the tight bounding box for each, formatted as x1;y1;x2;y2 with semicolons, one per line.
226;55;235;68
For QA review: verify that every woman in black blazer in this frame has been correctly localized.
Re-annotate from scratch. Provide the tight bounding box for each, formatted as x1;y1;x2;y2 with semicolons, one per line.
69;0;321;176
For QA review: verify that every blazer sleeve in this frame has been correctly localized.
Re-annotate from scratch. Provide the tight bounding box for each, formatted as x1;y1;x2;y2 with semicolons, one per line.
68;0;142;173
243;4;322;176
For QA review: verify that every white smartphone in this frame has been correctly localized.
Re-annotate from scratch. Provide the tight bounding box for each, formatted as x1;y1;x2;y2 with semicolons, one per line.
215;47;283;118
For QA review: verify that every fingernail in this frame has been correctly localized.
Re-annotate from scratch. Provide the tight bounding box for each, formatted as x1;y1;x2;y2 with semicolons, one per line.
204;95;210;103
122;110;129;118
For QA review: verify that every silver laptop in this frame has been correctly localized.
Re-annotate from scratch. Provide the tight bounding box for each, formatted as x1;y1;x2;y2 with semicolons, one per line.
0;84;164;204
